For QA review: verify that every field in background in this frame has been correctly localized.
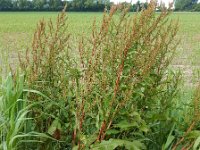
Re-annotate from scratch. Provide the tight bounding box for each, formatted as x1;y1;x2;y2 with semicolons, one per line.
0;12;200;86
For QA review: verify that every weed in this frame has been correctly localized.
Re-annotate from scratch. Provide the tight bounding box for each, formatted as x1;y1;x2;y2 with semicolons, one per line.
3;1;199;149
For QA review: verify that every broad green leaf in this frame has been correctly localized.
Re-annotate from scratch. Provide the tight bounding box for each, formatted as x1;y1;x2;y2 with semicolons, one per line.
72;146;78;150
85;134;98;147
163;135;175;150
193;136;200;150
139;125;149;133
114;120;138;130
163;123;175;150
106;129;120;135
186;130;200;139
124;140;146;150
91;139;123;150
91;139;146;150
48;119;61;135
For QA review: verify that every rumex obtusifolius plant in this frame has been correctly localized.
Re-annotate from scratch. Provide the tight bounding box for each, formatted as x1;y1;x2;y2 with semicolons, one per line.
19;6;77;149
77;1;179;148
16;1;184;149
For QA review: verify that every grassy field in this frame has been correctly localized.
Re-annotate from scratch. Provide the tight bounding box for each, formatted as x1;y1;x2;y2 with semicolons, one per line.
0;12;103;53
0;12;200;52
0;11;198;109
0;12;199;107
0;12;102;41
0;12;200;48
0;12;200;34
0;12;200;83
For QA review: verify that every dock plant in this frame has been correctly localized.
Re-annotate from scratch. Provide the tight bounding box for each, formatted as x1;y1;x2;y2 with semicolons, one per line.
3;1;200;149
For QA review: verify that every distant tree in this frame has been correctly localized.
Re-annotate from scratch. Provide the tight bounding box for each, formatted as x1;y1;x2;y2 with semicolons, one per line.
96;0;108;11
175;0;198;11
0;0;12;10
32;0;47;10
132;3;137;12
64;0;73;10
132;1;148;12
70;0;82;10
80;0;109;11
18;0;31;10
49;0;62;10
193;2;200;11
136;1;141;11
84;0;96;10
142;2;148;9
0;0;110;11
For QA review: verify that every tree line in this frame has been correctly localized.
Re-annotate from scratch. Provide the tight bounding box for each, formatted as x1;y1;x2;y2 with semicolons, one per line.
175;0;200;11
0;0;199;11
0;0;107;11
0;0;151;12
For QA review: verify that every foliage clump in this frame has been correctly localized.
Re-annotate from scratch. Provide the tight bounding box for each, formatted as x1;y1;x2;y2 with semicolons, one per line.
2;1;200;150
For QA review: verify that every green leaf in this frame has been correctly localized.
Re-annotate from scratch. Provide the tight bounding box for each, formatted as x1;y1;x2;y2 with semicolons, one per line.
106;129;120;135
123;140;146;150
91;139;123;150
72;146;78;150
163;135;175;150
139;124;149;133
85;134;98;147
193;136;200;150
47;119;61;135
186;130;200;139
163;123;175;150
91;139;146;150
114;120;138;130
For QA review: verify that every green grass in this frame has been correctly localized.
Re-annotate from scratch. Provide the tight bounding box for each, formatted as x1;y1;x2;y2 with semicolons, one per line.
0;12;200;51
0;12;99;47
0;12;103;71
0;12;102;36
0;12;199;90
171;12;200;65
0;12;200;83
0;12;200;50
0;12;199;34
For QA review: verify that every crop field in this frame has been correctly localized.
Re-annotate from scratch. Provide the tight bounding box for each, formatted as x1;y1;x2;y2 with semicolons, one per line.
1;7;200;149
0;12;98;54
1;12;200;84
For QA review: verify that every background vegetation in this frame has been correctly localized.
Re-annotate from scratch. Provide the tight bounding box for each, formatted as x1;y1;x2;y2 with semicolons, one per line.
0;0;199;12
174;0;200;11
